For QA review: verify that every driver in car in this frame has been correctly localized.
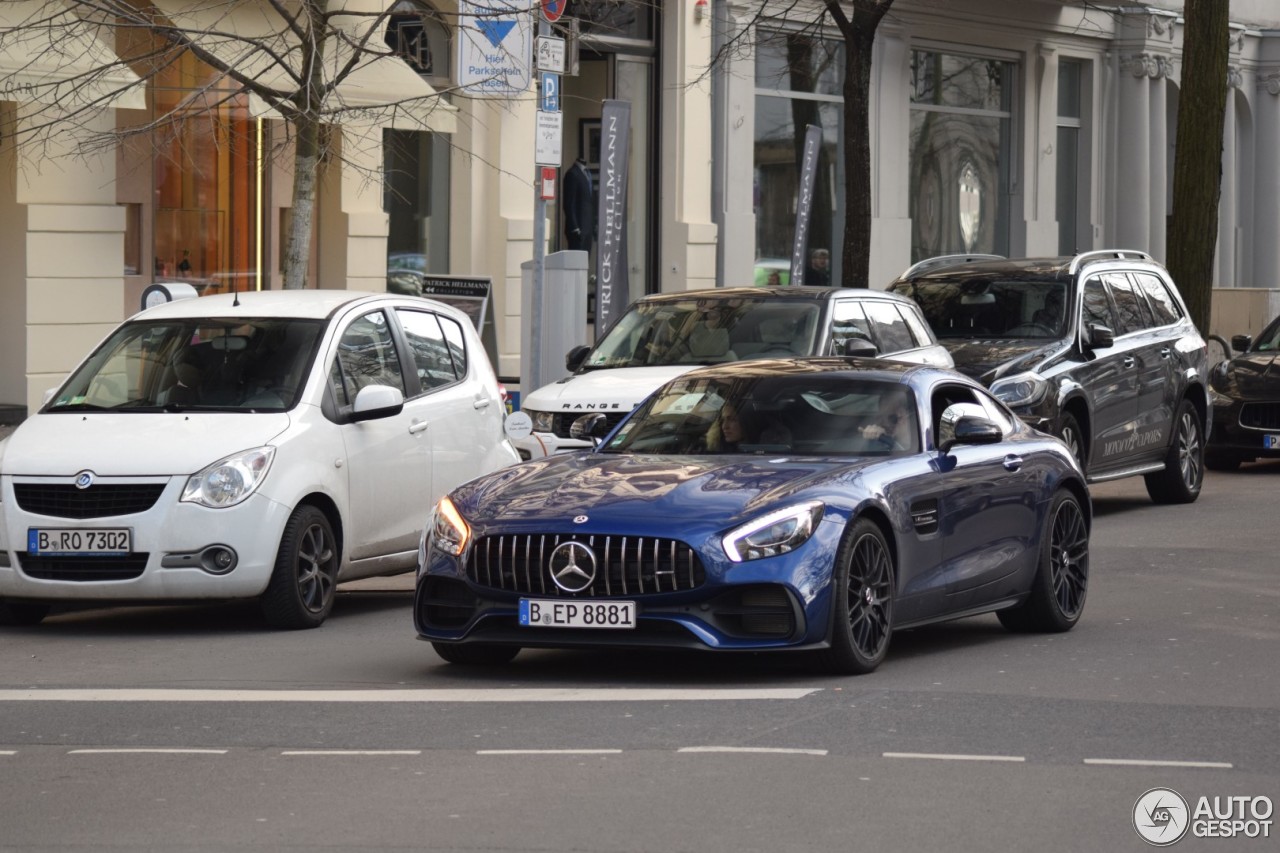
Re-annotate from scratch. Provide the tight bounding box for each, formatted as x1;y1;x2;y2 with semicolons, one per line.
860;389;916;451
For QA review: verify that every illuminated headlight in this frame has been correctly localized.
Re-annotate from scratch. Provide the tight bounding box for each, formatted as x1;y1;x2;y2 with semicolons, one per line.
990;372;1049;408
180;447;275;508
431;496;470;556
528;410;556;432
723;501;824;562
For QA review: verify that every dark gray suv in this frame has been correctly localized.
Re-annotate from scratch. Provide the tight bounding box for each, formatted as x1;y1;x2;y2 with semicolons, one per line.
889;251;1210;504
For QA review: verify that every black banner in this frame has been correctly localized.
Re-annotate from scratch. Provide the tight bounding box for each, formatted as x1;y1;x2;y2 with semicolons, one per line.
789;124;823;286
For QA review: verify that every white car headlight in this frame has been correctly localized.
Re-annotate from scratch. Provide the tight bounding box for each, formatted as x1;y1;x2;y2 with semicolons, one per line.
723;501;824;563
181;446;275;508
431;496;470;556
528;410;556;432
990;372;1049;408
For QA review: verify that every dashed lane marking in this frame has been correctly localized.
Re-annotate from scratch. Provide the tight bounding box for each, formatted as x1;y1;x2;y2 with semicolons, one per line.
678;746;828;756
67;748;228;755
1083;758;1233;769
281;750;422;756
477;749;624;755
883;752;1026;763
0;688;819;703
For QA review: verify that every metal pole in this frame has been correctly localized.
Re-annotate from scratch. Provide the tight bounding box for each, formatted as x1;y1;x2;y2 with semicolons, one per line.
529;17;551;394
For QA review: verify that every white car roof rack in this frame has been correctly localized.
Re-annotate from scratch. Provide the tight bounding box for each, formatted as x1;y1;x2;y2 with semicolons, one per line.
1067;249;1154;275
900;254;1006;279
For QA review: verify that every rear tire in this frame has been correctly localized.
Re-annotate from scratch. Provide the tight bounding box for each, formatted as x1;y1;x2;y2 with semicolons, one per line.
817;518;894;675
998;490;1088;633
260;505;338;629
1204;449;1243;472
1057;412;1086;471
431;642;520;665
0;600;50;627
1144;399;1204;504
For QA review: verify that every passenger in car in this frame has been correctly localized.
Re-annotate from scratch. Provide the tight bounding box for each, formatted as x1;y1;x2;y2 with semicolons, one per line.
705;402;792;452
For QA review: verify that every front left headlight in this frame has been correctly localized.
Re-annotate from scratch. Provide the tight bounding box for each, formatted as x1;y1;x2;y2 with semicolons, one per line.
723;501;824;562
431;496;471;556
527;410;556;432
180;446;275;508
990;372;1049;408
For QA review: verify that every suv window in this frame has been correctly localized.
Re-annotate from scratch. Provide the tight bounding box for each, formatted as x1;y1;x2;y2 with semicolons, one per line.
864;301;916;353
830;300;875;353
893;279;1069;339
396;309;458;391
899;304;935;348
329;310;406;406
1134;272;1181;326
1104;272;1153;335
1082;278;1117;332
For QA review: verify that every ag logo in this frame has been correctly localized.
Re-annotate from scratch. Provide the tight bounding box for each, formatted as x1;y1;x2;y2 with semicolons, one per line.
1134;787;1190;846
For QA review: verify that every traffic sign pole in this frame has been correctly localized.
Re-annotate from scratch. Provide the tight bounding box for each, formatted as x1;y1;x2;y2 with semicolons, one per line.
530;17;553;394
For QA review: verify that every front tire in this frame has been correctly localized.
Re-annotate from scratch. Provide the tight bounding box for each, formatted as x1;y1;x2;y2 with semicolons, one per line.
432;642;520;665
0;600;51;627
1058;412;1086;471
998;490;1089;633
1144;399;1204;504
260;505;339;629
817;519;894;675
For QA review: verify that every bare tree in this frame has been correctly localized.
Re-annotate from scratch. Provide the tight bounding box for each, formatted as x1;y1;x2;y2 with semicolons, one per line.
0;1;460;290
1166;0;1229;333
712;1;895;288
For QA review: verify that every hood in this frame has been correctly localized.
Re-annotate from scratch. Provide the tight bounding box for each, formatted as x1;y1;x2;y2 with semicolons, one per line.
452;452;873;534
1215;351;1280;399
941;339;1064;383
522;365;696;415
1;412;292;476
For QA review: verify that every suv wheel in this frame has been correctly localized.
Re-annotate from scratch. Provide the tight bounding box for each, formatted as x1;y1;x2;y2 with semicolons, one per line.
1144;399;1204;504
1058;413;1085;470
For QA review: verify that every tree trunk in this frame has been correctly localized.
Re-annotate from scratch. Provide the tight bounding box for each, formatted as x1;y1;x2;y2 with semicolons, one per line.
837;24;878;288
283;115;321;290
1167;0;1229;333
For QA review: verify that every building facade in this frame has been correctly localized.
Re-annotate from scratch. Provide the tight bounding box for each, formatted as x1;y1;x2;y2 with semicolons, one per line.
2;1;1280;419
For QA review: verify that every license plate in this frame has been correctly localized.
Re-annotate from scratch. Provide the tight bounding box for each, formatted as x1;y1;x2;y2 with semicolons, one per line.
1266;435;1280;450
519;598;636;629
28;528;131;556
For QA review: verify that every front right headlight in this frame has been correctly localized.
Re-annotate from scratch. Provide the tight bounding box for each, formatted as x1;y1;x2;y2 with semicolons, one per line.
431;496;471;556
527;410;556;432
180;446;275;508
723;501;825;562
990;372;1049;408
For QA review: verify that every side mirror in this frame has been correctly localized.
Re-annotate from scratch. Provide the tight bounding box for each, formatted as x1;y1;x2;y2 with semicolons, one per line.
1086;323;1114;349
1231;334;1252;354
569;412;611;446
565;345;591;373
350;384;405;422
842;337;878;358
937;402;1001;453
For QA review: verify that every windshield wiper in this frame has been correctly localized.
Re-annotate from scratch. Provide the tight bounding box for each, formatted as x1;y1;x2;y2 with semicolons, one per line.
46;402;112;412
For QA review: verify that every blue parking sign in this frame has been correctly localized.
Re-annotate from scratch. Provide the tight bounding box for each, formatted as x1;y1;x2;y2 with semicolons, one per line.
540;73;560;112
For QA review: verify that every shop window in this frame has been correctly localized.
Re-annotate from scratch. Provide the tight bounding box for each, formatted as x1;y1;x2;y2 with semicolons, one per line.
121;203;141;276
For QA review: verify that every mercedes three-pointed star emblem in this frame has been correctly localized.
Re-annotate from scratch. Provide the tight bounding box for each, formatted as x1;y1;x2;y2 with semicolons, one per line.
548;541;597;593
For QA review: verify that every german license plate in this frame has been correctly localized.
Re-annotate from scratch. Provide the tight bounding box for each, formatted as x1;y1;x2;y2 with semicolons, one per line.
519;599;636;629
28;528;131;556
1265;434;1280;450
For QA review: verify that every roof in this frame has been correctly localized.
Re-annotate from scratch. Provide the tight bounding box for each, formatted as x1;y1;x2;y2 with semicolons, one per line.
636;286;916;305
133;290;393;322
895;250;1165;283
676;356;926;384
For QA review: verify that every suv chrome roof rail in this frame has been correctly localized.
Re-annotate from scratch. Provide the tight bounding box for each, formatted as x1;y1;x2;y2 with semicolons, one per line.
900;254;1006;279
1067;249;1154;275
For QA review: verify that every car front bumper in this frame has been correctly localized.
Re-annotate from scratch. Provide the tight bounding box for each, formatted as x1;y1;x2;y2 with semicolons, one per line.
1209;398;1280;460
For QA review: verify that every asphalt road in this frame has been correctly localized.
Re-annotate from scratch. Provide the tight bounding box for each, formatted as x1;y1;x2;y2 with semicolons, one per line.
1;461;1277;852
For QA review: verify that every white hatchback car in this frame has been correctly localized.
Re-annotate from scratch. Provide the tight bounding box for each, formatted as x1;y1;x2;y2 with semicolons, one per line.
0;290;518;628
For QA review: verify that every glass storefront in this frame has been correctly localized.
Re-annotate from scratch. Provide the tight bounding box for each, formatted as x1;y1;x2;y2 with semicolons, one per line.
909;50;1015;262
753;30;845;287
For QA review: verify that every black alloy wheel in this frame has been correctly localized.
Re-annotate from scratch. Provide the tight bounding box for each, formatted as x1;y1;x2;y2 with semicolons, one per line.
260;504;339;629
432;642;521;665
819;518;894;675
1058;413;1085;470
1145;400;1204;504
999;490;1089;633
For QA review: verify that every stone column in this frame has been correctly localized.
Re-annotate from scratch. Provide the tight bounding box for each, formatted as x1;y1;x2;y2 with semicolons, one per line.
1217;69;1241;288
335;119;391;292
870;25;913;287
1254;72;1280;289
1023;44;1059;257
1116;53;1153;251
1148;55;1171;262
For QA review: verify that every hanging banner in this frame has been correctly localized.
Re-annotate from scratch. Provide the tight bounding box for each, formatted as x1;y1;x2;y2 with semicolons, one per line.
595;99;632;331
789;124;823;286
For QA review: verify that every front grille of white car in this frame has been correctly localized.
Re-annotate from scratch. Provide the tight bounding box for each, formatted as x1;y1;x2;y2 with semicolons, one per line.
13;483;167;519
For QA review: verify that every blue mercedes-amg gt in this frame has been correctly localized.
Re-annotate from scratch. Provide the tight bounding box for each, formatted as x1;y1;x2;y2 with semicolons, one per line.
414;359;1091;674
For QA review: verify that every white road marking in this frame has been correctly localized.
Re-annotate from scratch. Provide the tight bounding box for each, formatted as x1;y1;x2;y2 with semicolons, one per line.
678;746;828;756
0;750;16;755
0;688;819;703
883;752;1026;763
1083;758;1233;769
281;750;421;756
477;749;623;755
67;748;228;755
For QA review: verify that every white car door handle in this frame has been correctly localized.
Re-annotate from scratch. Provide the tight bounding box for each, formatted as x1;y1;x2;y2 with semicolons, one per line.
408;420;430;435
473;398;491;410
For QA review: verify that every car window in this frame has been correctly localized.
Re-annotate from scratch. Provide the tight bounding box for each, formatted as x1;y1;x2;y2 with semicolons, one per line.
830;301;875;353
974;388;1015;433
1104;273;1153;335
329;310;405;407
1082;278;1117;332
864;301;917;353
892;279;1068;339
1134;272;1181;326
897;303;935;348
396;309;458;391
438;315;469;378
929;384;983;443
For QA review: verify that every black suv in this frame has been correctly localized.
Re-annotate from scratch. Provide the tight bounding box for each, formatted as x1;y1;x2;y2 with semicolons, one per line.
889;250;1210;503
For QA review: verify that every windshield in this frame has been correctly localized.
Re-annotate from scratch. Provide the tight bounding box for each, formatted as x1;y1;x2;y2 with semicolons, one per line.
896;279;1069;340
602;374;919;457
46;317;324;413
1252;316;1280;352
585;298;822;369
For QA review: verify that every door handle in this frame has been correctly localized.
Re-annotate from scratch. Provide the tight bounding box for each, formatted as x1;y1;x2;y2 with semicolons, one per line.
408;420;430;435
473;398;491;410
1122;356;1136;368
1160;347;1171;359
1003;454;1023;471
